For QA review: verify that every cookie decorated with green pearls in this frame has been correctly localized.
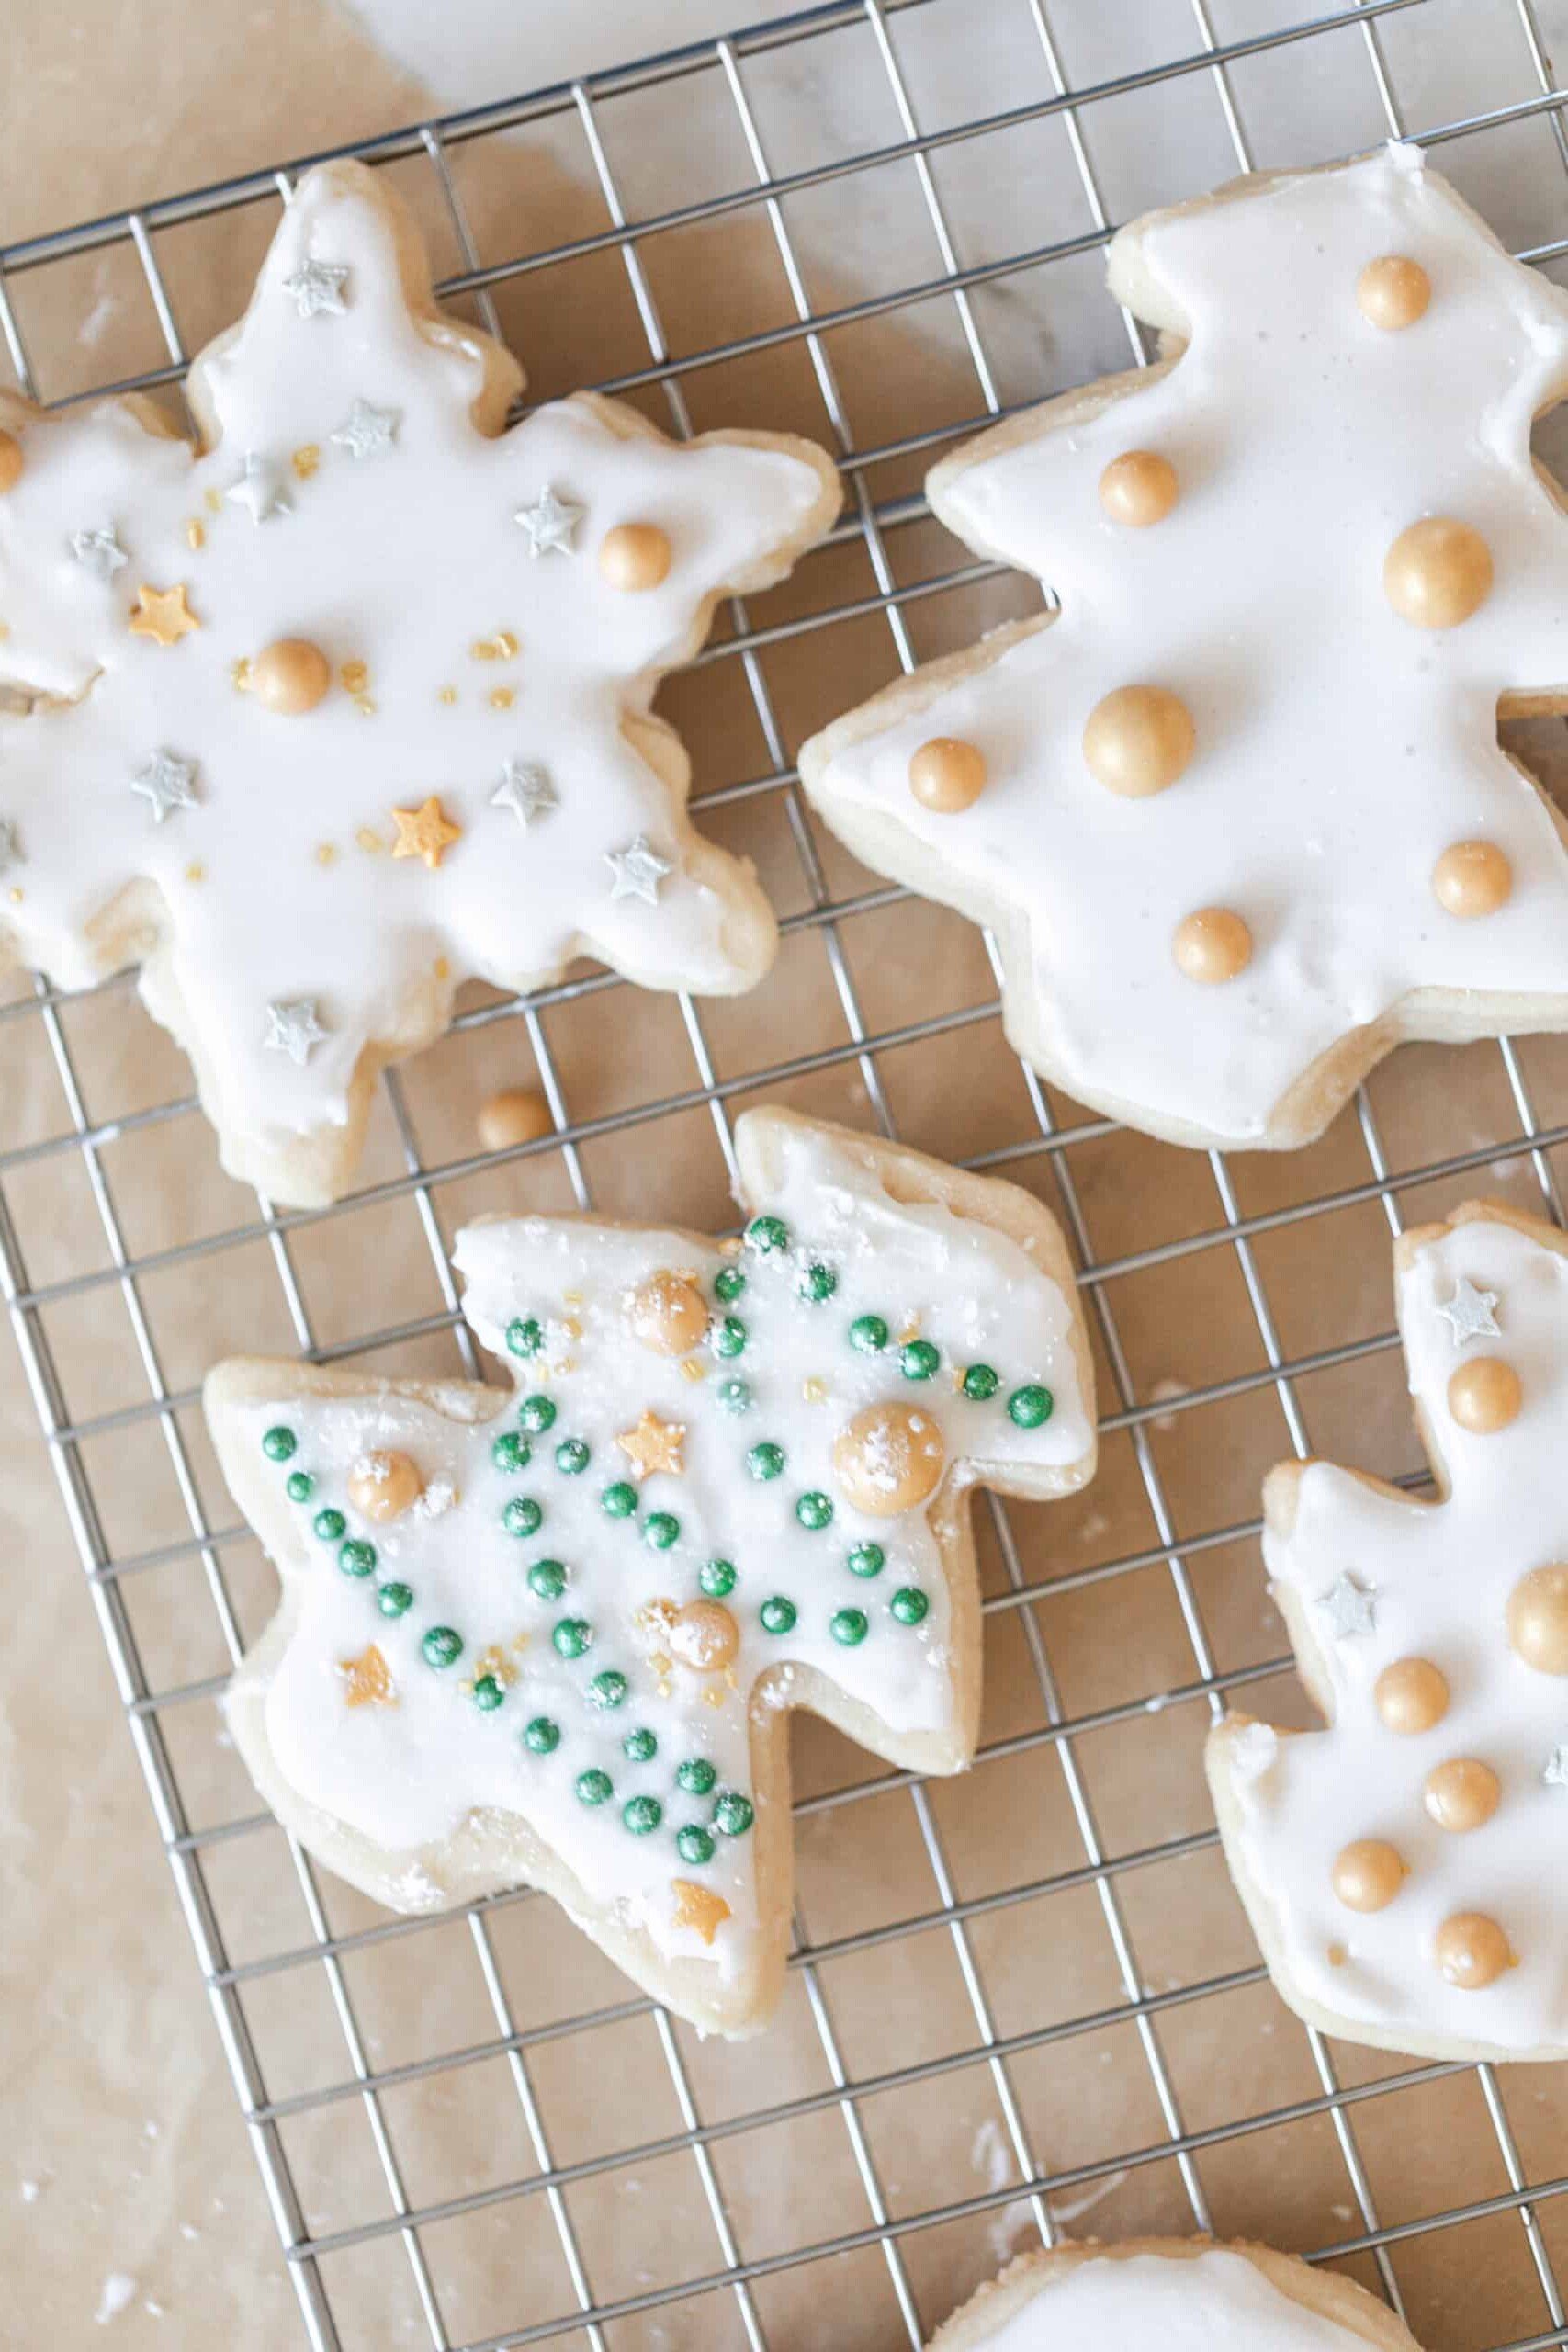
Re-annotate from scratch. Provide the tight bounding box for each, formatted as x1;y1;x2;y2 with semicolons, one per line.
0;159;839;1205
205;1108;1097;2035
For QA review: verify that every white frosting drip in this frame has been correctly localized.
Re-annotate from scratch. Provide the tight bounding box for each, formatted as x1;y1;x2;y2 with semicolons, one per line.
228;1121;1092;1974
963;2251;1386;2349
1219;1214;1568;2054
811;148;1568;1142
0;167;829;1163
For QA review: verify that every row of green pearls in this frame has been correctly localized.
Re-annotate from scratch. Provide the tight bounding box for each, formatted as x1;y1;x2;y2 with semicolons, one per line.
755;1586;927;1637
267;1427;422;1625
568;1763;754;1844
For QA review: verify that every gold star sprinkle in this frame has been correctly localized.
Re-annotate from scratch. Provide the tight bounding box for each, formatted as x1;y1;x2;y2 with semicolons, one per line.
391;796;462;871
339;1644;397;1709
129;582;199;646
292;445;320;480
671;1880;731;1947
617;1410;686;1482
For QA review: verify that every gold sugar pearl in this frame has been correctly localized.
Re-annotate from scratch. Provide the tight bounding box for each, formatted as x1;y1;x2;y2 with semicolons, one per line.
1331;1838;1405;1913
347;1449;424;1524
477;1088;553;1154
1506;1564;1568;1675
1422;1756;1501;1834
1098;448;1179;527
250;637;332;716
1082;684;1195;797
1172;906;1253;985
1383;517;1494;630
908;736;987;814
1374;1656;1450;1735
832;1400;946;1517
1357;254;1431;331
599;522;672;593
669;1600;740;1674
1432;840;1512;919
0;430;23;493
626;1270;709;1357
1447;1355;1521;1434
1434;1911;1512;1990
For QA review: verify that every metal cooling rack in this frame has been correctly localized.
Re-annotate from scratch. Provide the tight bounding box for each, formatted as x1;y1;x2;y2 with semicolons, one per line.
8;1;1568;2345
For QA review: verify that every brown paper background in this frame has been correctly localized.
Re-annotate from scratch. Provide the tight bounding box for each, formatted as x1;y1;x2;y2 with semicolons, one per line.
7;3;1568;2346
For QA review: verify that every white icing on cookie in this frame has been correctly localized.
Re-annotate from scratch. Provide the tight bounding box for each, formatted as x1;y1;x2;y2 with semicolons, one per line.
956;2250;1387;2350
1213;1208;1568;2056
806;145;1568;1145
218;1119;1093;1984
0;164;834;1186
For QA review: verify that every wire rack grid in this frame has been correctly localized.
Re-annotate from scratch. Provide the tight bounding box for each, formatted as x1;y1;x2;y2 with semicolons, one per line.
8;0;1568;2346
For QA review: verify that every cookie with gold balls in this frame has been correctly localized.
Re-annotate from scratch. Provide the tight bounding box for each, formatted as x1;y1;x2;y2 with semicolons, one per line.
1211;1198;1568;2063
205;1109;1097;2035
0;159;840;1204
800;142;1568;1151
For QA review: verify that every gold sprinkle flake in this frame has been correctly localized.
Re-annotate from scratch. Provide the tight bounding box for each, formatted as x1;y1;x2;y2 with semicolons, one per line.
637;1600;679;1648
471;1642;522;1690
185;863;205;886
470;630;519;662
898;1318;921;1345
679;1357;707;1385
489;686;516;711
7;886;23;905
1327;1942;1348;1968
355;826;386;854
340;660;368;694
560;1316;583;1342
511;1631;531;1655
717;1236;743;1258
437;684;458;707
355;697;377;718
186;518;205;550
315;842;338;867
339;1644;397;1709
702;1685;726;1710
231;657;252;693
801;1376;827;1405
292;444;321;480
563;1290;584;1307
434;956;450;981
203;486;223;514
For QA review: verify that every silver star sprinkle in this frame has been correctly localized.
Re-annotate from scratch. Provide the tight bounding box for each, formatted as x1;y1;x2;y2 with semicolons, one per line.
330;400;400;461
265;999;328;1067
513;484;584;557
604;834;673;907
226;450;291;526
1545;1746;1568;1790
1436;1275;1501;1348
130;750;199;825
491;760;558;829
0;818;21;875
1315;1571;1378;1640
69;526;128;581
282;258;349;319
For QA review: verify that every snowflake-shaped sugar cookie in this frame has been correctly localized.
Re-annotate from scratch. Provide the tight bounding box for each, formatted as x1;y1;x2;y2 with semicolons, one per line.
0;160;839;1204
1210;1201;1568;2061
206;1112;1097;2034
801;144;1568;1150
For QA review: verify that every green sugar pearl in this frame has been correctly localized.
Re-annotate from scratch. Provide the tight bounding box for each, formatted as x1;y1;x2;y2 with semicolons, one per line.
553;1617;592;1660
423;1625;463;1669
676;1825;716;1866
900;1339;940;1381
644;1511;681;1552
575;1769;614;1807
797;1262;837;1304
506;1317;545;1358
377;1580;414;1619
759;1596;797;1635
699;1558;737;1599
520;1394;558;1435
502;1497;544;1540
492;1430;532;1473
747;1441;785;1482
716;1378;751;1415
714;1792;755;1838
313;1507;346;1544
712;1316;747;1360
847;1542;885;1578
746;1214;790;1255
830;1607;869;1647
890;1586;930;1626
677;1758;717;1796
471;1675;505;1712
528;1559;568;1601
1008;1383;1054;1429
285;1470;314;1503
623;1794;663;1837
961;1363;999;1403
849;1314;888;1355
795;1491;833;1532
339;1538;377;1578
555;1438;590;1476
713;1266;746;1305
589;1669;629;1711
262;1425;297;1463
524;1716;561;1755
623;1727;658;1763
602;1480;637;1519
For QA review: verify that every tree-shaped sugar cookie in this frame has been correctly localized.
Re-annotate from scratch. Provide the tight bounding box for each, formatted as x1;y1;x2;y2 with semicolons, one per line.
0;161;839;1204
206;1111;1096;2034
1211;1200;1568;2062
801;145;1568;1151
